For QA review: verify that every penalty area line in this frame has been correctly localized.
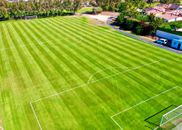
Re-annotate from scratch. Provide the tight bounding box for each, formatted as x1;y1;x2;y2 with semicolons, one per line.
110;85;181;130
87;58;165;84
33;59;164;103
30;59;165;130
30;102;43;130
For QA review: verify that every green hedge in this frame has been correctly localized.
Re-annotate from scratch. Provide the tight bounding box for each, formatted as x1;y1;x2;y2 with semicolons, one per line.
116;17;153;35
159;21;182;36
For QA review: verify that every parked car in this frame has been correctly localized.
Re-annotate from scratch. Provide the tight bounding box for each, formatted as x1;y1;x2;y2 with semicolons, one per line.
155;38;168;45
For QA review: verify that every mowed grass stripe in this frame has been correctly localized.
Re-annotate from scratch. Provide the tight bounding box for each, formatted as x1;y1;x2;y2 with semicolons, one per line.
8;23;48;91
22;20;115;127
34;73;181;129
1;23;30;130
12;21;74;103
6;23;41;130
8;21;67;98
26;19;128;128
0;25;14;106
51;17;178;61
14;21;75;88
0;25;6;80
7;23;35;90
32;19;128;72
37;17;162;81
68;18;181;62
7;23;59;101
0;17;181;130
24;21;90;85
3;17;105;95
60;91;106;129
40;17;148;65
31;17;173;94
40;20;119;74
28;20;101;80
12;22;69;98
128;63;180;87
10;21;79;129
46;18;157;64
26;17;179;129
115;88;182;129
27;18;130;85
41;59;181;124
0;17;171;71
63;17;181;60
22;17;181;103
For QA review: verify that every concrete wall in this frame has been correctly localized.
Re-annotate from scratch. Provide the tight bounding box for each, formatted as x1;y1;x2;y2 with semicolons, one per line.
167;17;182;22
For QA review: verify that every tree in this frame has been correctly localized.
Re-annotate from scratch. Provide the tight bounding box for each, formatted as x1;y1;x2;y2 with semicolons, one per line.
0;0;9;20
0;0;83;20
150;16;165;34
95;0;123;11
160;0;181;4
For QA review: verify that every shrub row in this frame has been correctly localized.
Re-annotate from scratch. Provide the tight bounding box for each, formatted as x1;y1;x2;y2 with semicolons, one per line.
0;0;80;21
116;16;154;35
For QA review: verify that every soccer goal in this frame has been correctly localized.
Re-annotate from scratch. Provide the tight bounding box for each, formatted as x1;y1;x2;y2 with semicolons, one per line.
155;105;182;130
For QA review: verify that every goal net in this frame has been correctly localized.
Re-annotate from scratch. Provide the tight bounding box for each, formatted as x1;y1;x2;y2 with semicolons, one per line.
156;105;182;130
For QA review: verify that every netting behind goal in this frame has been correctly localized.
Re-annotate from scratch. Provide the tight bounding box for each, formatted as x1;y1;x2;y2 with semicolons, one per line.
157;105;182;130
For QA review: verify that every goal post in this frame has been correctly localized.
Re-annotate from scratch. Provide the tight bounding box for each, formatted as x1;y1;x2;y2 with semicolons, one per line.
157;105;182;130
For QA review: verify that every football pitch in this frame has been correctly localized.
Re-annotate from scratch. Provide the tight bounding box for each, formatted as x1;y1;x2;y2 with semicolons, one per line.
0;16;181;130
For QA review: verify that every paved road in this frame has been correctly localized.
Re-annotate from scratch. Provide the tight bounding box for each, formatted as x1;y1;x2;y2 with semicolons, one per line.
107;18;182;54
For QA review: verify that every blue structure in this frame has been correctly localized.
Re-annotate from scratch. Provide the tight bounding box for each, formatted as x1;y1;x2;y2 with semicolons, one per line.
156;30;182;41
171;39;182;50
156;30;182;50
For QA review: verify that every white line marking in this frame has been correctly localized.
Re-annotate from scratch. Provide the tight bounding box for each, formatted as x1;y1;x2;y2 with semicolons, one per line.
33;83;87;103
110;86;181;130
30;59;166;130
88;59;164;84
111;116;123;130
33;59;164;103
30;102;43;130
87;66;128;84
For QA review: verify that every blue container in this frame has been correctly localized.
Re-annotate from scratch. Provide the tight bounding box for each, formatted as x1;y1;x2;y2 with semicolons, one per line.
171;39;182;50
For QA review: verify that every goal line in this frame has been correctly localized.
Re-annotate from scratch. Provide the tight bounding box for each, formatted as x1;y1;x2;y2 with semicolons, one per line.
110;86;181;130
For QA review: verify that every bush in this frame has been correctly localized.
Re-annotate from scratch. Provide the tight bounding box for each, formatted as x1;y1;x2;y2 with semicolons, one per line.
132;22;153;35
116;14;125;25
123;18;139;30
135;24;144;35
136;15;149;22
93;7;103;14
115;13;161;35
102;5;113;11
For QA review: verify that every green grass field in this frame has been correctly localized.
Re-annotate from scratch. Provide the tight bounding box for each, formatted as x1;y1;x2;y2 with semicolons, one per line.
0;16;182;130
77;7;93;14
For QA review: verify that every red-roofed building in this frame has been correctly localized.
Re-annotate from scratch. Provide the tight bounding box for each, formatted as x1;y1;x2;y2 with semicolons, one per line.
145;4;182;22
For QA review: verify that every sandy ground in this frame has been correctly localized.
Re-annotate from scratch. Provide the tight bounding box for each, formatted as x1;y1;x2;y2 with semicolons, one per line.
82;14;111;23
81;11;119;23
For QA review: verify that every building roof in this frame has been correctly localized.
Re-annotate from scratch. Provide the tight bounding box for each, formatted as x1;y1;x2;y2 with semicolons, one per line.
145;4;182;22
